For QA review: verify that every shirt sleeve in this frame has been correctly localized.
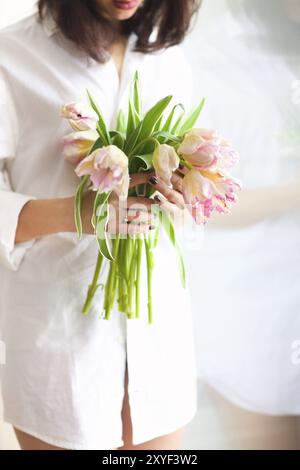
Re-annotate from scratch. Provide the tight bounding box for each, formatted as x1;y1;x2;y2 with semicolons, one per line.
0;69;36;271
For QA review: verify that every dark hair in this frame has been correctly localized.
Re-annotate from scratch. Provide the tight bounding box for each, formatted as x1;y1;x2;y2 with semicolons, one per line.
38;0;201;62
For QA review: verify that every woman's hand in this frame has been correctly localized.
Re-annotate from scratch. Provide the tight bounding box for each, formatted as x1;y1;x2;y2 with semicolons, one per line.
81;172;158;236
15;169;187;244
148;172;185;210
81;169;190;235
147;169;192;229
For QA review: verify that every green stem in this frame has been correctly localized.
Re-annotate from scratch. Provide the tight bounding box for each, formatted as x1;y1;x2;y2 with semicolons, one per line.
117;238;130;314
124;237;134;319
104;236;120;320
128;238;137;318
135;237;143;319
82;252;103;315
144;235;154;324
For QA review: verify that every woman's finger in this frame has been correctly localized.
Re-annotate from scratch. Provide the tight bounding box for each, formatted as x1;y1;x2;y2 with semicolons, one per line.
127;196;156;211
177;164;188;176
127;223;156;236
129;171;155;189
107;222;156;236
148;175;185;209
125;209;156;225
171;172;184;194
107;196;159;235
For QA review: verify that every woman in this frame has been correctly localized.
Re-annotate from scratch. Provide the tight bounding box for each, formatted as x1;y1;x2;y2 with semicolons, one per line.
0;0;200;450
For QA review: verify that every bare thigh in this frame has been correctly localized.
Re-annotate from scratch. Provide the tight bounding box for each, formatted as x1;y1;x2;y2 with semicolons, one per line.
116;365;186;451
14;428;65;450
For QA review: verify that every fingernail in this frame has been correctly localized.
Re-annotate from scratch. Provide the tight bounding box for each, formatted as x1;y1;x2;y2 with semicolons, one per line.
149;176;158;185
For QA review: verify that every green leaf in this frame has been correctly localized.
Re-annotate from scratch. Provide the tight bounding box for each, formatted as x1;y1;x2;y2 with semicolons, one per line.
128;153;154;198
133;70;142;118
171;108;186;134
153;224;160;248
126;99;139;139
110;130;125;149
93;191;114;261
89;137;104;153
139;95;173;142
74;175;89;239
159;209;186;288
129;153;153;173
162;103;185;133
131;135;159;156
153;115;163;132
178;98;205;136
124;121;142;155
176;243;186;289
171;116;184;134
91;190;105;229
116;109;127;133
126;72;142;140
152;130;181;145
87;90;111;145
125;95;173;155
160;209;176;245
96;219;114;261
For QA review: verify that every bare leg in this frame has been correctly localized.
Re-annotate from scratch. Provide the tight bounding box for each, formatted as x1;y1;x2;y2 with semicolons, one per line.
14;428;65;450
117;365;186;450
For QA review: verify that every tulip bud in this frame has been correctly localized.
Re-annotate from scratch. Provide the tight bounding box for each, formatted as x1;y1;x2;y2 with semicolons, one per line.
61;103;98;131
153;144;180;187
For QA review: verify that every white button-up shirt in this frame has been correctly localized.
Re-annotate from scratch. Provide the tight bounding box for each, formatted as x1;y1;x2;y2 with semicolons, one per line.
0;13;198;449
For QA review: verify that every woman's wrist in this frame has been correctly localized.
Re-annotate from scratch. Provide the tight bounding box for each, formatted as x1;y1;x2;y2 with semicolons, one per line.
56;196;76;233
15;197;76;244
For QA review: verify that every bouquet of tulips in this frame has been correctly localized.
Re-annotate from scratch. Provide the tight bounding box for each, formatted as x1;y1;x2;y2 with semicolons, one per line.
62;72;240;323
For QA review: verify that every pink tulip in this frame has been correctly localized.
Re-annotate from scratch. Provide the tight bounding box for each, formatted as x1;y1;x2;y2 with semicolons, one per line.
178;128;239;170
182;169;214;224
63;130;98;165
61;103;98;131
153;144;180;186
182;168;241;224
218;139;240;168
75;145;129;198
203;169;241;213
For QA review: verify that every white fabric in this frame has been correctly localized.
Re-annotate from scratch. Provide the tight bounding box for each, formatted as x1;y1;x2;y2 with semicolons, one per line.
187;5;300;415
0;13;198;449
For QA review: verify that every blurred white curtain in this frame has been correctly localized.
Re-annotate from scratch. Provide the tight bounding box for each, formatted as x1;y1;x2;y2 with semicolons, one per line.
0;0;36;28
183;0;300;416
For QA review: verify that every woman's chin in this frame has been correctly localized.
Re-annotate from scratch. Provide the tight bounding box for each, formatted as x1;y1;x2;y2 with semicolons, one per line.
113;12;137;20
